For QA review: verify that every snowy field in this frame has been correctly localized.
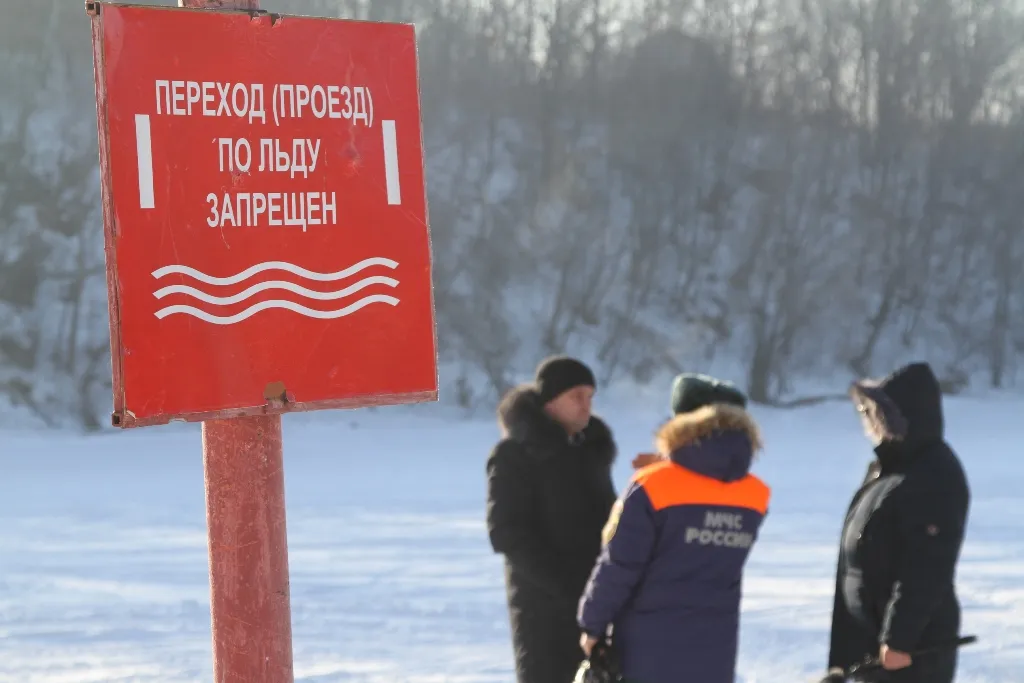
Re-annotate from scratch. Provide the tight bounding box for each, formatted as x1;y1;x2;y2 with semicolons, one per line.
0;391;1021;682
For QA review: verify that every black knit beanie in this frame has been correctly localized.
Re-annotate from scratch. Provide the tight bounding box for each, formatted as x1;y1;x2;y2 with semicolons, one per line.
535;356;596;404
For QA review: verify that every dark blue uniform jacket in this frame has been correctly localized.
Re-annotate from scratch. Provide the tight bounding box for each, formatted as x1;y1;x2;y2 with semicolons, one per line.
578;404;770;683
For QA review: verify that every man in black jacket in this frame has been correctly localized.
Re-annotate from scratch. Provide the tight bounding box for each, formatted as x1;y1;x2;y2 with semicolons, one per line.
486;356;618;683
826;362;970;682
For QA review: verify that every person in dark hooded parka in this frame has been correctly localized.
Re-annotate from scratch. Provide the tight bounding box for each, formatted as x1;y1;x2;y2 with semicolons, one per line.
486;356;618;683
577;373;770;683
825;361;971;683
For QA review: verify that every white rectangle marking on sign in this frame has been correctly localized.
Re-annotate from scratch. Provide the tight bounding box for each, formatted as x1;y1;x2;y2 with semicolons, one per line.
135;114;155;209
382;120;401;206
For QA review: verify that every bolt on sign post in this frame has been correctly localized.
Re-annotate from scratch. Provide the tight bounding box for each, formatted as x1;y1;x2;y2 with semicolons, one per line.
85;1;437;680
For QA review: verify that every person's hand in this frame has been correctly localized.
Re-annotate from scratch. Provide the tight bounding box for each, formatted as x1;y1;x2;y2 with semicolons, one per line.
632;452;663;470
879;644;912;670
818;668;846;683
580;633;599;657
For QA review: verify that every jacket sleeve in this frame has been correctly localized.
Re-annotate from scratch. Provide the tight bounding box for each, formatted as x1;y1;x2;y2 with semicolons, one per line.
486;441;568;602
828;469;882;669
880;467;969;652
828;548;877;670
577;481;657;636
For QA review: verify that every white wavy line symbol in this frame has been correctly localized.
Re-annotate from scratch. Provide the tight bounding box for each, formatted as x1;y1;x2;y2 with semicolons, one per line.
151;257;398;286
153;276;399;305
156;295;400;325
151;258;400;325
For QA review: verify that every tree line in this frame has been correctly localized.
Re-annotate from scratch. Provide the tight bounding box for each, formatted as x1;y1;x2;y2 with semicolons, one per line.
1;0;1021;428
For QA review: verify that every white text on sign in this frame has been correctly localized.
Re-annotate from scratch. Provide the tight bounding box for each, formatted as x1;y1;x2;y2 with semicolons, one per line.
206;191;338;232
136;81;397;216
154;81;374;127
217;138;322;178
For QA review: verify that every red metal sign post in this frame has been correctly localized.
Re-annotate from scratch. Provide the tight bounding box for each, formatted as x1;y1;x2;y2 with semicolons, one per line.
202;409;292;681
86;1;437;680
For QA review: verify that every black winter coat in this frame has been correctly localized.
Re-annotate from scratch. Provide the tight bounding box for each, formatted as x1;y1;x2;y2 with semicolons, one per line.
486;385;618;683
828;363;970;683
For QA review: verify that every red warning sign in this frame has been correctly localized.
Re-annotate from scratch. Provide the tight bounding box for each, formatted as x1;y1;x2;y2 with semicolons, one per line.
89;3;437;427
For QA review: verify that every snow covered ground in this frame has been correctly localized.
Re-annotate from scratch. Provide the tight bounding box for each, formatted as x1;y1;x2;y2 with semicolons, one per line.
0;391;1021;682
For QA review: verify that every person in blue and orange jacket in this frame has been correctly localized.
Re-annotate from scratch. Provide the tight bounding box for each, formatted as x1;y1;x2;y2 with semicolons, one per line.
576;373;770;683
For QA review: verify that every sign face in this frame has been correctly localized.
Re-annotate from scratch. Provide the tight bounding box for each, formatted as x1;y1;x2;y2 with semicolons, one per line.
88;3;437;427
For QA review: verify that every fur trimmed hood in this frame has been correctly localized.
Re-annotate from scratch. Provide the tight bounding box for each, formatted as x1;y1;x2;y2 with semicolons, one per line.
655;403;762;482
850;362;944;446
497;384;617;466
